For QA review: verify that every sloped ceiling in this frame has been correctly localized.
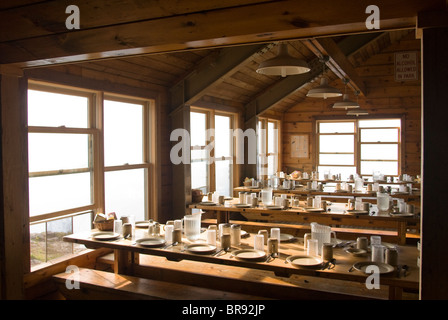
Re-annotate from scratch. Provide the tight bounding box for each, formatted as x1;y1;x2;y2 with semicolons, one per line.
70;29;413;119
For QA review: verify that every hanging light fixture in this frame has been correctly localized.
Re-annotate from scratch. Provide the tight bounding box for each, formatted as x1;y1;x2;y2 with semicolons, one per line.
332;79;360;109
347;108;369;116
256;43;310;77
306;56;342;99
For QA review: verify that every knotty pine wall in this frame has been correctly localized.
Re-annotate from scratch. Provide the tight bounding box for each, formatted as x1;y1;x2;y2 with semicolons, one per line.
281;35;421;177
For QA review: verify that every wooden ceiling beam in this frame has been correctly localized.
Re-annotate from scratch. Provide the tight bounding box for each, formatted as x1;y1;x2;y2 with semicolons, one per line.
170;44;267;113
1;0;444;68
244;57;323;122
305;37;368;96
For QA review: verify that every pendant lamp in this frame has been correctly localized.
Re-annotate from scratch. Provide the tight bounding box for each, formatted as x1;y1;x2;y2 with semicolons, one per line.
306;57;342;99
347;108;369;116
256;43;310;77
333;80;360;109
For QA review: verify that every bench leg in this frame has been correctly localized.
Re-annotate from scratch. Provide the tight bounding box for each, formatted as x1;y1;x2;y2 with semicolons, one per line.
388;286;403;300
114;249;139;275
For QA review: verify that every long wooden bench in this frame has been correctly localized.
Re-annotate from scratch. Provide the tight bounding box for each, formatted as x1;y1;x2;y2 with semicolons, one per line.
52;268;269;300
96;253;418;300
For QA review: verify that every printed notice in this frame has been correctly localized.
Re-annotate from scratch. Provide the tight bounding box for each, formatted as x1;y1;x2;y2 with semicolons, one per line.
291;135;309;158
395;52;418;81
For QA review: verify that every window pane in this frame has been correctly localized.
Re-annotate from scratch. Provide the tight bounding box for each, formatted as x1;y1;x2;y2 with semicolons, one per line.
319;135;354;153
360;129;399;142
191;148;208;161
190;112;207;147
215;115;231;158
104;99;143;166
30;223;46;267
319;154;354;165
358;119;401;128
215;160;231;197
28;133;90;172
267;155;276;176
319;122;354;133
29;173;92;217
73;213;92;253
46;217;73;262
105;169;146;222
360;161;398;176
268;122;277;153
28;89;89;128
361;144;398;160
191;161;208;193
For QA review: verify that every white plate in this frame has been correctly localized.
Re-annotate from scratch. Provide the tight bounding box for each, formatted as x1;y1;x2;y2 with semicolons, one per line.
91;232;121;241
345;248;367;257
199;202;217;206
353;261;395;274
280;233;295;242
135;221;150;228
287;255;323;268
346;210;369;215
389;213;415;217
305;208;325;212
265;205;283;210
234;204;252;208
231;249;266;261
135;237;166;247
185;243;217;254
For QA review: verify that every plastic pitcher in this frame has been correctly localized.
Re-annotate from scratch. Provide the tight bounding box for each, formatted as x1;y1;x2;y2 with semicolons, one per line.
377;192;390;212
261;187;273;205
304;223;337;255
184;213;202;241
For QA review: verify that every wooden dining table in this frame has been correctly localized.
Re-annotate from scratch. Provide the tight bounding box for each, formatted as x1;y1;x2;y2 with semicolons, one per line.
63;225;419;300
189;198;420;245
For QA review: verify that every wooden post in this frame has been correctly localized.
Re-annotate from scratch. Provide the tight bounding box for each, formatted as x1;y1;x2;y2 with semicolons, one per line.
0;66;29;299
420;25;448;300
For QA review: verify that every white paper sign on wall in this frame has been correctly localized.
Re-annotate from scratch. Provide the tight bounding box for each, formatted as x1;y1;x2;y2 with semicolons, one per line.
395;52;418;82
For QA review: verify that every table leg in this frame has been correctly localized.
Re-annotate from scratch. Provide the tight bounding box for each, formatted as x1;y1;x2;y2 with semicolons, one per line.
114;249;139;275
397;222;407;245
388;286;403;300
216;211;229;224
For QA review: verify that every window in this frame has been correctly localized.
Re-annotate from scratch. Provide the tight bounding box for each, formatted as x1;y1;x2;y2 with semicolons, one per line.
257;118;280;179
28;81;154;267
190;108;237;197
317;118;401;179
317;120;356;180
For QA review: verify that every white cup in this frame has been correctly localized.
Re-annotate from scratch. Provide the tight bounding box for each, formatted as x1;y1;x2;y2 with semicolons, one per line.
254;234;264;251
372;244;385;263
270;227;280;241
113;220;122;235
307;239;319;256
164;225;174;244
207;229;217;246
370;235;381;246
174;219;183;232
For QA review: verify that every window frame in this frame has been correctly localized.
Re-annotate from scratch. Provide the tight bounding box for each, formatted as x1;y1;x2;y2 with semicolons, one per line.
315;116;403;177
257;117;281;179
27;80;156;266
190;106;238;196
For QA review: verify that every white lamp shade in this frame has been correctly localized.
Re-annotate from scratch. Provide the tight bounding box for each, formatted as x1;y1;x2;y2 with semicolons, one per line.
347;108;369;116
256;44;310;77
332;94;360;109
306;78;342;99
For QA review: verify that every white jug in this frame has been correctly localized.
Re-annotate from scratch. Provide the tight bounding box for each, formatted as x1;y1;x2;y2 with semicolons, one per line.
184;213;202;241
304;222;337;255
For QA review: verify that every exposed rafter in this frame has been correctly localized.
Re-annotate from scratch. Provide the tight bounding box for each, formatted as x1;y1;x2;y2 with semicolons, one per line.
169;44;268;114
304;38;367;97
244;57;322;122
